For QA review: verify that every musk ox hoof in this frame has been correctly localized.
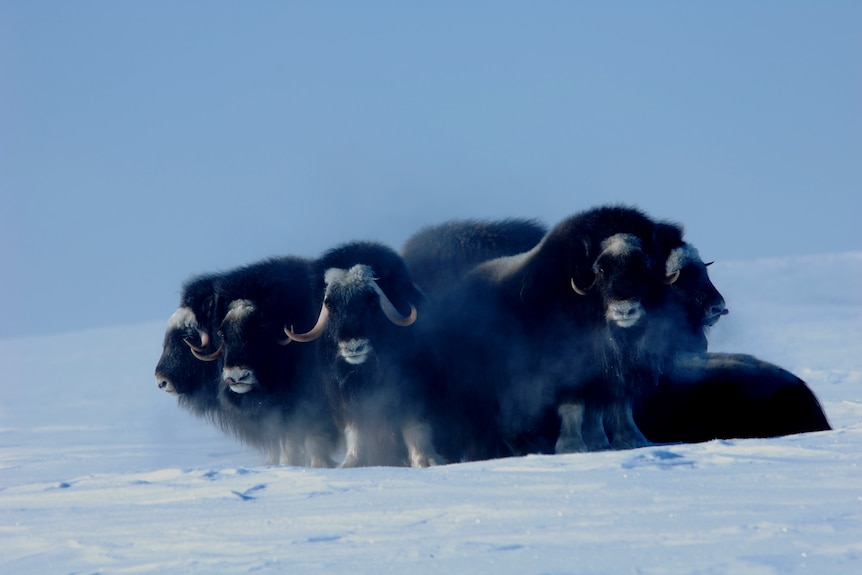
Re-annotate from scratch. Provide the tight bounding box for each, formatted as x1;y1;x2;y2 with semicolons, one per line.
582;426;612;452
339;455;361;468
410;453;446;468
605;401;651;450
309;456;336;468
611;435;653;450
555;435;589;454
403;422;444;468
609;423;652;450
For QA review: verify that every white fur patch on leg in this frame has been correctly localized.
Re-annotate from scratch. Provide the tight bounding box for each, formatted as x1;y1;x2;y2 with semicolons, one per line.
402;420;444;467
340;424;361;468
305;433;335;469
279;436;304;467
264;447;279;466
556;402;589;453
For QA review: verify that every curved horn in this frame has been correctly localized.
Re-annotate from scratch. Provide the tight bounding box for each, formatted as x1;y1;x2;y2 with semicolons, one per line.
183;330;210;353
275;331;293;346
284;303;330;343
665;269;681;285
190;341;223;362
570;236;597;296
372;282;418;327
570;275;596;296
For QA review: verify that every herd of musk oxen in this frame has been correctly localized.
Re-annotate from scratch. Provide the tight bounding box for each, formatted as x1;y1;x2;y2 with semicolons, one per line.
155;204;831;467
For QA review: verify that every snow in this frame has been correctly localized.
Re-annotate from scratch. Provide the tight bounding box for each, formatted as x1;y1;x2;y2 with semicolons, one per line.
2;253;861;574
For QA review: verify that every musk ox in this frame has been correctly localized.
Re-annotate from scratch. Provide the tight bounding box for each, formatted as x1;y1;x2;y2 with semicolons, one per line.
425;205;687;457
154;273;224;419
634;245;830;441
628;240;830;442
400;212;828;449
401;218;548;298
196;256;339;467
286;241;447;467
635;352;831;442
562;228;829;446
629;242;830;442
155;257;338;466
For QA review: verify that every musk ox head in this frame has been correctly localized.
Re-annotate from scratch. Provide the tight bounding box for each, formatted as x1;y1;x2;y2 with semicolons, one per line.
665;244;728;328
218;299;260;394
155;306;219;395
286;264;418;365
569;233;673;329
216;298;296;394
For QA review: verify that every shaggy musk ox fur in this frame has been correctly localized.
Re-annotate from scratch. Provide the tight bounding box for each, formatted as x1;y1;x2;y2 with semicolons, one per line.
287;241;447;468
636;353;831;442
402;218;553;460
154;273;224;419
204;256;339;467
155;257;338;467
401;218;548;298
157;209;831;464
427;205;688;456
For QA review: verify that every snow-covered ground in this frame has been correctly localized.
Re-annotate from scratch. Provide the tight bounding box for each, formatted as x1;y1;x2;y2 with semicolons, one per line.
2;253;860;574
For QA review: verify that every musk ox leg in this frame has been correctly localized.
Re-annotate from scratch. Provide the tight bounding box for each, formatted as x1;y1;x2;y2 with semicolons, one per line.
264;445;280;466
556;402;611;453
605;401;651;450
279;436;305;467
554;402;611;453
555;402;589;453
402;420;445;467
305;433;336;468
582;402;612;451
340;424;363;468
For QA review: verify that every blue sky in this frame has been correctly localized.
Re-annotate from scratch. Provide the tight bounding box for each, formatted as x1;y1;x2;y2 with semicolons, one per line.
1;1;859;339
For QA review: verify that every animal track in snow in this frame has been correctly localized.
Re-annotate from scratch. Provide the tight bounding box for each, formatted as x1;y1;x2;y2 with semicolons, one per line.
621;449;694;470
231;483;267;500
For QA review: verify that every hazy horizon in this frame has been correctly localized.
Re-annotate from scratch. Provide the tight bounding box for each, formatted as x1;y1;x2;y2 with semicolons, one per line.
2;2;859;339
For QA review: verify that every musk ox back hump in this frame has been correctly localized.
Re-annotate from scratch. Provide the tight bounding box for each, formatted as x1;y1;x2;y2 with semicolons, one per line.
401;218;547;297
